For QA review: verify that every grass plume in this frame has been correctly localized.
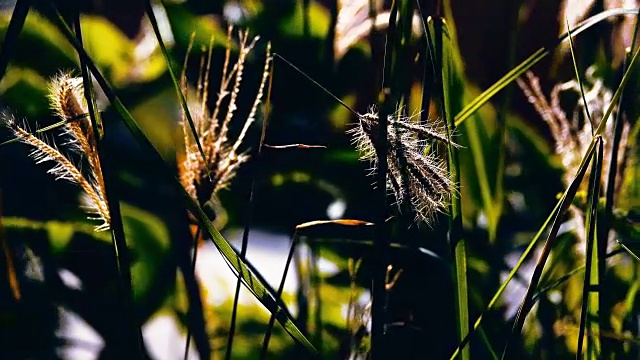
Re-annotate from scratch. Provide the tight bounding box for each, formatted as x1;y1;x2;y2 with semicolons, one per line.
1;72;109;231
178;28;272;212
347;106;457;225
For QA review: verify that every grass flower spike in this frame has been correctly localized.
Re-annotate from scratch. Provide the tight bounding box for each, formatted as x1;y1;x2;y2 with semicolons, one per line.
348;106;457;224
1;72;110;230
516;68;631;246
516;68;630;194
178;28;272;215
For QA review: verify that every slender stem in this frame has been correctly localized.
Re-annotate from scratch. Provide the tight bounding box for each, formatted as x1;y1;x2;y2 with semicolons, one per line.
226;53;274;359
71;7;143;358
183;226;202;360
260;234;300;359
434;8;469;359
371;1;399;358
598;13;640;353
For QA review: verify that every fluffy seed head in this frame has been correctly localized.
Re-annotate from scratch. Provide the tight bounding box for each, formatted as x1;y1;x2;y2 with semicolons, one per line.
178;28;272;221
347;106;456;225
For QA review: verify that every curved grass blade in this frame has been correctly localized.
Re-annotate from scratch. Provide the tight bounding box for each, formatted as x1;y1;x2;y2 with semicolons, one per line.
449;34;640;360
454;8;639;127
47;7;318;355
447;184;564;359
144;0;212;182
596;45;640;136
500;138;598;359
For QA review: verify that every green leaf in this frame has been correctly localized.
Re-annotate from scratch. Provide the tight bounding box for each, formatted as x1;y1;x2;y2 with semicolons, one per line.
438;17;470;360
163;2;229;51
279;0;330;38
120;203;171;304
2;216;109;253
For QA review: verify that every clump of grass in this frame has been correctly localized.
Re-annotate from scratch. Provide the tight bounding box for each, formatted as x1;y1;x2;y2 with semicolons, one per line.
516;68;631;244
517;68;630;192
347;106;457;225
178;28;272;213
1;72;109;231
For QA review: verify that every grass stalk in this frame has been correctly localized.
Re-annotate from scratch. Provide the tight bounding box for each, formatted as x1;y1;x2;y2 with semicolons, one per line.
260;233;301;359
182;226;208;360
576;139;604;359
598;12;640;353
436;13;469;360
370;0;399;358
70;9;143;357
565;18;601;359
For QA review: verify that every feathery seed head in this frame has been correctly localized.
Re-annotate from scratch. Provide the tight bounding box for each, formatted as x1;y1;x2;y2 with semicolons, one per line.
1;110;110;231
2;71;109;231
49;72;86;121
348;106;456;225
517;68;630;194
178;28;272;219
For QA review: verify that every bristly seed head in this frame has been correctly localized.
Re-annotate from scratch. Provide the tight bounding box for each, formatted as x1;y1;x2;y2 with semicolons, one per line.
1;71;110;231
347;106;457;225
178;27;272;222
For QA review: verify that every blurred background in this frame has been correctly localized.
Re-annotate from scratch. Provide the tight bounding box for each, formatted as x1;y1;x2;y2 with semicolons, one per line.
0;0;639;359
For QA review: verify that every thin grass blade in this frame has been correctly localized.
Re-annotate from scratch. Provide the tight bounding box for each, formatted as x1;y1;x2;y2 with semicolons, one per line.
144;0;212;182
454;8;639;127
70;11;144;357
500;139;598;359
438;15;469;360
576;138;604;359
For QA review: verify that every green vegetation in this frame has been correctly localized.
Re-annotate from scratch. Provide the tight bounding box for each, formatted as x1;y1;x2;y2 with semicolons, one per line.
0;1;638;359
